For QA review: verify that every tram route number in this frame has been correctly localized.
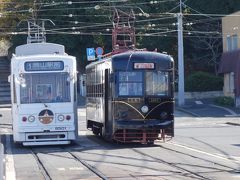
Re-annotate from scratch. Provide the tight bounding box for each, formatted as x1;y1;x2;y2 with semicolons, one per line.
55;127;67;131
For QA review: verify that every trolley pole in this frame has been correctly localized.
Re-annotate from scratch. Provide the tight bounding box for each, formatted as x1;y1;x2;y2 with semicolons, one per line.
177;0;185;106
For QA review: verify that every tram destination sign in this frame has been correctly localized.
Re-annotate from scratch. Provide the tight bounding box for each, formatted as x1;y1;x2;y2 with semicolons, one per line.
25;61;64;71
133;63;155;69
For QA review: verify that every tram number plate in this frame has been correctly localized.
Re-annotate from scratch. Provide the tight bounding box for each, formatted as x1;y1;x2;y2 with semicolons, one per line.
55;127;67;131
134;63;155;69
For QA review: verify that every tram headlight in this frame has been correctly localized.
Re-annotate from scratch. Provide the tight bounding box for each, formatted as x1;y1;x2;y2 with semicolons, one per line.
28;115;35;122
141;105;149;113
58;114;65;121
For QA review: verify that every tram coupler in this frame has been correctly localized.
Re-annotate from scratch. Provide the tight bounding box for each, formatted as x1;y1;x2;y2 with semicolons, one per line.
140;130;147;144
158;129;166;142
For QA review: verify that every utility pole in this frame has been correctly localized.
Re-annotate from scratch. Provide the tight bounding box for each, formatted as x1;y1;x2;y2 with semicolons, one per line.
178;0;185;106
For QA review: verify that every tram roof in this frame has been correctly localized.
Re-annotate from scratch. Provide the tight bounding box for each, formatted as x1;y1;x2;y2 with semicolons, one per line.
86;50;173;70
15;43;65;56
112;51;173;62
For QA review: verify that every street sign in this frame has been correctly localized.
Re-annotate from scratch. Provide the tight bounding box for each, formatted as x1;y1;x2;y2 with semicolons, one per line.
86;48;95;61
96;47;104;60
96;47;104;56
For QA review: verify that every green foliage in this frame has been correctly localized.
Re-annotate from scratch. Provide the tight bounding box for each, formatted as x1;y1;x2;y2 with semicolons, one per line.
214;96;234;107
185;71;223;92
2;0;240;74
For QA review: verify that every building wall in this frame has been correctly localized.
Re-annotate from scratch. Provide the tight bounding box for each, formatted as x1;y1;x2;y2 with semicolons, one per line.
222;11;240;52
223;73;234;97
222;11;240;100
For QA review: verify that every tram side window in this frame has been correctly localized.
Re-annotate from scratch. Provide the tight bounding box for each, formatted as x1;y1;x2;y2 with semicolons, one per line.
146;71;169;96
118;72;143;96
86;70;104;98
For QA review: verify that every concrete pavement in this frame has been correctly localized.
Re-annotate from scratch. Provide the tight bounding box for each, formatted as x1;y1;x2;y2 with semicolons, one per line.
176;98;240;118
0;98;240;180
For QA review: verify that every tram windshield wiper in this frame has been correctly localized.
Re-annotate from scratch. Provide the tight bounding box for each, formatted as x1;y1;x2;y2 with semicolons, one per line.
39;100;48;108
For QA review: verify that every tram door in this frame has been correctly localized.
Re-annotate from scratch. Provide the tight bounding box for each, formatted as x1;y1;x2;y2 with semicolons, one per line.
104;69;110;136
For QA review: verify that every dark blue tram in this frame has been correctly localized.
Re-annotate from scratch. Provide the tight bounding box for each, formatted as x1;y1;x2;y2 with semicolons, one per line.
86;50;174;144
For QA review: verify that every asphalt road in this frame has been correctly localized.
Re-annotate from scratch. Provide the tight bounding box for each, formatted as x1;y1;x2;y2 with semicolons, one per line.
0;108;239;180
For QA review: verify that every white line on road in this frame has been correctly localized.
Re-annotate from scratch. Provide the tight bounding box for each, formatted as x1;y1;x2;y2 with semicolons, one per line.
69;167;84;171
5;135;16;180
167;142;240;163
195;101;203;105
57;168;65;171
57;167;84;171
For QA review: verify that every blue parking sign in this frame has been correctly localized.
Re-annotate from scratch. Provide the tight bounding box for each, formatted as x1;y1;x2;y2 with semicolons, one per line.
86;48;95;61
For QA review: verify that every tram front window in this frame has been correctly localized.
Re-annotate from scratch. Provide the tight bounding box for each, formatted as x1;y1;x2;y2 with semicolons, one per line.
118;72;143;96
20;73;71;104
146;71;169;96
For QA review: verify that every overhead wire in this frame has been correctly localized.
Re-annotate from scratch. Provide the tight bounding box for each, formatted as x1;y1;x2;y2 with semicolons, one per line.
0;0;232;39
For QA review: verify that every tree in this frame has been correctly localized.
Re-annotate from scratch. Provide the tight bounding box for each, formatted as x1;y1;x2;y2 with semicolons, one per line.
3;0;240;74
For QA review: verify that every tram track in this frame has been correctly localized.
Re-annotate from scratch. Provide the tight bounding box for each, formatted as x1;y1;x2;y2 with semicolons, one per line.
67;150;109;180
30;148;52;180
132;148;211;180
84;132;238;179
161;142;240;171
30;146;108;180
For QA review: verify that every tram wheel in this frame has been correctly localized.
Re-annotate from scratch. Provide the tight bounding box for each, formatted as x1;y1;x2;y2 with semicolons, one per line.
93;125;101;135
147;140;154;145
100;126;105;137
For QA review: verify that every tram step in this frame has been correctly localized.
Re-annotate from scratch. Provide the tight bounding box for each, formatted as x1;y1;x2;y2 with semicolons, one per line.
0;101;11;105
0;84;10;88
0;92;10;96
0;73;9;76
0;75;10;80
0;56;9;60
0;65;10;68
0;96;11;102
0;80;10;83
0;62;9;65
0;69;10;73
0;91;10;95
0;88;10;93
0;63;10;67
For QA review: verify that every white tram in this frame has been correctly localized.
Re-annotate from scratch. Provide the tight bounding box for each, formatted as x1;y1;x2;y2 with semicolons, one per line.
9;43;78;146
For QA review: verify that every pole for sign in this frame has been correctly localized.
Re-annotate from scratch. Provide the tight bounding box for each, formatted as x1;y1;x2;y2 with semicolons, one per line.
178;0;185;106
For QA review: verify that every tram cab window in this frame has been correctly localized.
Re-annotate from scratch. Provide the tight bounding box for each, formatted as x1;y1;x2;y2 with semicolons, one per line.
20;73;71;104
118;72;143;96
146;71;169;96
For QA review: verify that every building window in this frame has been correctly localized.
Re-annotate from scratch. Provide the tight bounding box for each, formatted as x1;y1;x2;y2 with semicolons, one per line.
226;35;238;51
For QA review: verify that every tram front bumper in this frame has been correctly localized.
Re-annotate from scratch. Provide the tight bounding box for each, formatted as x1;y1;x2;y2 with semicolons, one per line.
115;119;173;129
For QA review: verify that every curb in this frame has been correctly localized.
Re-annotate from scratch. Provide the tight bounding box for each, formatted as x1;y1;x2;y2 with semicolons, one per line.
0;142;3;180
175;107;200;117
209;104;238;116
